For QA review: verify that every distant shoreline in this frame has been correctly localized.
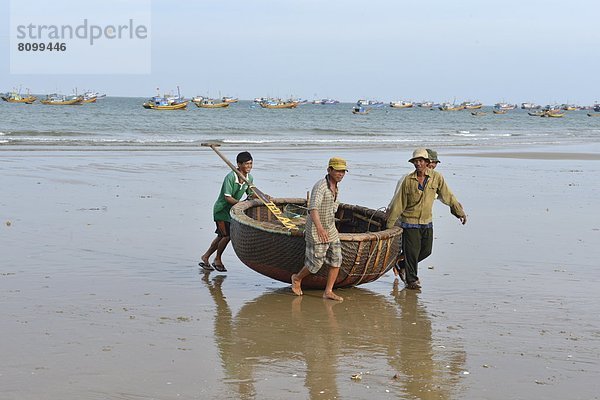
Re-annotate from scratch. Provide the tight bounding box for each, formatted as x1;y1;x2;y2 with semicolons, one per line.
449;151;600;160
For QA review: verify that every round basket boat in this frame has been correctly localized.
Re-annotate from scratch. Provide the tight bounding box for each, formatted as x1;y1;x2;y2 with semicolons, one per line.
230;198;402;289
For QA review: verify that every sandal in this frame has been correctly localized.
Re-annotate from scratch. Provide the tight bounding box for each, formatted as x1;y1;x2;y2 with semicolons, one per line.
212;262;227;272
199;261;214;271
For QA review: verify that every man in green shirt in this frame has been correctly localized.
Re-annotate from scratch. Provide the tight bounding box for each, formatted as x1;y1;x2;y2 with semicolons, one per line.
387;148;467;290
291;157;347;301
200;151;255;272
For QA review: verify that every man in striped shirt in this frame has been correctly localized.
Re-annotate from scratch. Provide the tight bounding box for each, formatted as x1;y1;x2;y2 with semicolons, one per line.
291;157;347;301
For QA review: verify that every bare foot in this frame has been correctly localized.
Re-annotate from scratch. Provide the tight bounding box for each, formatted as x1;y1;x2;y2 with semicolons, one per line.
323;291;343;301
291;274;303;296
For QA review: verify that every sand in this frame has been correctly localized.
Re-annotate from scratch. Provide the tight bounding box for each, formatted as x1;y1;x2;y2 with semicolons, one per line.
1;146;599;399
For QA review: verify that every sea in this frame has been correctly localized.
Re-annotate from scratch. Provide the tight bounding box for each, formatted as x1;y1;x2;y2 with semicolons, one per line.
2;97;600;149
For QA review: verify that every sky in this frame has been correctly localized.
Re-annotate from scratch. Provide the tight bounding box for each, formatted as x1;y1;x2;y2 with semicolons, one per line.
1;0;600;105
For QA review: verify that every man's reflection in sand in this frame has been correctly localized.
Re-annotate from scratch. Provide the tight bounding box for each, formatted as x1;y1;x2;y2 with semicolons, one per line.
201;273;465;399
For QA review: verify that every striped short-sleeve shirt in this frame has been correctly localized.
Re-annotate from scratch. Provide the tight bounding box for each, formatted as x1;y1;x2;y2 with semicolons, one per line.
305;177;339;243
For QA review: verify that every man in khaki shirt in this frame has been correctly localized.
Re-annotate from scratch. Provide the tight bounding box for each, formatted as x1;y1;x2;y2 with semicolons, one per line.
387;148;467;290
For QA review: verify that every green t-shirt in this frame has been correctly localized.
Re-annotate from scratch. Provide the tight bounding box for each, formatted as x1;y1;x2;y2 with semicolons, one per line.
213;171;254;222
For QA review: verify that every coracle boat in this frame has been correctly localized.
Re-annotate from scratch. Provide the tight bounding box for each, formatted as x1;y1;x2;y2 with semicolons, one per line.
229;198;402;289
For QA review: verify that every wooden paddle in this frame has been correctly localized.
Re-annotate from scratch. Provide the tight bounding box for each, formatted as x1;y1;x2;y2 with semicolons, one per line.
201;143;299;230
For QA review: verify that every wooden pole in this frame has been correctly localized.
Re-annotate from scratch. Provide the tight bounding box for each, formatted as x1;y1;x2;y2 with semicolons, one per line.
201;143;298;230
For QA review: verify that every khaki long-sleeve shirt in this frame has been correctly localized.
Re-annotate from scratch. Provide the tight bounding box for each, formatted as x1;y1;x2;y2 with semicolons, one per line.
386;169;464;229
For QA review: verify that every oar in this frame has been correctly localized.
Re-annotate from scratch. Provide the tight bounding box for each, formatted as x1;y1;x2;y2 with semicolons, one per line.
201;143;299;230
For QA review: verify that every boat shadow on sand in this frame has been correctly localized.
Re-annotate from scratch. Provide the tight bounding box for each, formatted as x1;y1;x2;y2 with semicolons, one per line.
201;273;466;399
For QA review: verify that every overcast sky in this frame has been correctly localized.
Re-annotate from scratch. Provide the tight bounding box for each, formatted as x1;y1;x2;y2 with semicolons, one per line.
2;0;600;104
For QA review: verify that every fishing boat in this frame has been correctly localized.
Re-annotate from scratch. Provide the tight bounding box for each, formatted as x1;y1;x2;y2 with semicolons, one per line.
352;106;371;114
492;109;508;114
471;111;487;116
1;89;37;104
561;104;578;111
438;103;464;111
81;91;105;103
587;113;600;117
357;99;383;106
417;101;434;108
229;198;402;288
222;96;238;104
143;87;188;110
461;101;483;109
389;100;413;108
259;99;299;109
521;102;541;110
40;94;84;105
540;111;564;118
528;111;545;116
194;98;230;108
494;102;517;110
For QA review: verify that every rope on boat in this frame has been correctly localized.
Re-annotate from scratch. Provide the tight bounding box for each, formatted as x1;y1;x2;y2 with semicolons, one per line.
353;207;392;284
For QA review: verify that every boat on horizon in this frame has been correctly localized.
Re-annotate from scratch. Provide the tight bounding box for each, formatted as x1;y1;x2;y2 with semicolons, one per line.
194;97;230;108
461;101;483;109
1;88;37;104
561;104;578;111
142;87;188;110
259;98;299;109
471;111;487;116
352;105;371;114
389;100;413;108
439;103;464;111
357;99;384;106
521;102;541;110
417;101;434;108
494;102;517;110
528;111;545;116
40;93;84;105
81;91;105;104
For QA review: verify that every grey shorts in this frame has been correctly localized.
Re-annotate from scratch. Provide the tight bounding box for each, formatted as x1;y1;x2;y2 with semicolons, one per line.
305;240;342;273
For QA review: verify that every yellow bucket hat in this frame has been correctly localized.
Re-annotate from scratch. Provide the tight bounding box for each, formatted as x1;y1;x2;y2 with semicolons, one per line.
328;157;348;171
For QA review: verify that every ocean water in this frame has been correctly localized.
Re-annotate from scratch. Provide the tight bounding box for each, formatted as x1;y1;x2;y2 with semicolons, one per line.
2;97;600;148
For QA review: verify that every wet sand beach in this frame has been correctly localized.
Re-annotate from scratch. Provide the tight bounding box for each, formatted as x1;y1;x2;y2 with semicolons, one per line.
1;146;599;399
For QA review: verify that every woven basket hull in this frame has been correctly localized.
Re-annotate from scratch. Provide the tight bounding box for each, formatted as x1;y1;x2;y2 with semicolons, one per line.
230;198;402;289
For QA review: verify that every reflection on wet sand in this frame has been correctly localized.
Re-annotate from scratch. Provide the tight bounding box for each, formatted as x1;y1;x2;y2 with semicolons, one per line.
201;274;466;399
